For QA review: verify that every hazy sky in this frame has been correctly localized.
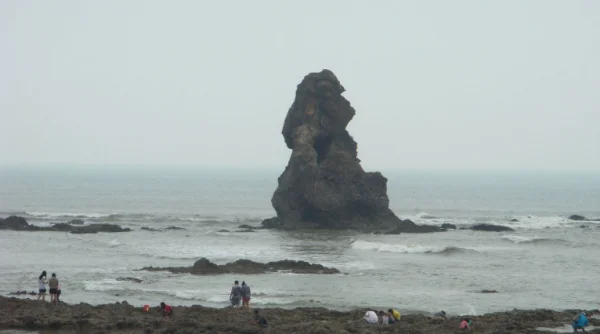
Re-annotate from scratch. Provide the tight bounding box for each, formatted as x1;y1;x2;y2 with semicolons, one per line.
1;1;599;170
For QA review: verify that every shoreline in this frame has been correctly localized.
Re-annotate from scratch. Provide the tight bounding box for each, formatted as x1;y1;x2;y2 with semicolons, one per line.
2;297;598;334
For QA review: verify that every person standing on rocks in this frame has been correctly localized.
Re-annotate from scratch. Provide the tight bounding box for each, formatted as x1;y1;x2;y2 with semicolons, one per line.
36;271;48;301
229;280;242;308
48;273;59;304
241;281;251;309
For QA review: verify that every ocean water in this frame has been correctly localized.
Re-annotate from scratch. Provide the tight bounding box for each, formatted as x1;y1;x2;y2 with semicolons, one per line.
1;166;599;315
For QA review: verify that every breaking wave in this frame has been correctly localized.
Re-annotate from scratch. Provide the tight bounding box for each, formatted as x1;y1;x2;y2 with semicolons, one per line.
501;235;566;245
351;240;479;255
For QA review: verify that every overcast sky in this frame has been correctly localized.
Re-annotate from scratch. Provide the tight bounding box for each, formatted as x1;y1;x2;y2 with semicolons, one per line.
1;0;598;171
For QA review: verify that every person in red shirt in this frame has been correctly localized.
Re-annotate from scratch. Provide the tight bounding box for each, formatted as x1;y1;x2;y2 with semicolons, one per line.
160;302;173;317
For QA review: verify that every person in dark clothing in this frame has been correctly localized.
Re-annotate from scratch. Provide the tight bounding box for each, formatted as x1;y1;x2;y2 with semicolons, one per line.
241;281;251;309
230;280;242;307
252;309;267;328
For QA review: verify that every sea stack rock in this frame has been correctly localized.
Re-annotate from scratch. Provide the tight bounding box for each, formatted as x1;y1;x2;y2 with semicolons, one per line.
263;70;440;233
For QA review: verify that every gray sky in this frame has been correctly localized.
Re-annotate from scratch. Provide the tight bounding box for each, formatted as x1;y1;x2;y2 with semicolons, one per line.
1;0;599;170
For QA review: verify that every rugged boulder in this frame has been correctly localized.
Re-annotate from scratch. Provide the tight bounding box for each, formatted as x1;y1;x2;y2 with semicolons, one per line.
441;223;457;230
262;70;441;233
568;214;587;221
141;257;339;275
0;216;130;234
470;224;515;232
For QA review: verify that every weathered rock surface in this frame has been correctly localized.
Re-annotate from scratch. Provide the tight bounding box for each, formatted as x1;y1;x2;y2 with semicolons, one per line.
0;216;130;234
262;70;442;234
470;224;515;232
141;257;340;275
8;291;37;296
0;297;598;334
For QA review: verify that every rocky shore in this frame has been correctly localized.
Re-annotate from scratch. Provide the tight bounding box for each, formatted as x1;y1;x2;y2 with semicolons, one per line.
0;216;130;234
140;258;340;275
1;297;598;334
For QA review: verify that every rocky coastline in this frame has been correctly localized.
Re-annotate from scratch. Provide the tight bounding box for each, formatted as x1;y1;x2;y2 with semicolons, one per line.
0;216;130;234
1;297;598;334
140;258;340;275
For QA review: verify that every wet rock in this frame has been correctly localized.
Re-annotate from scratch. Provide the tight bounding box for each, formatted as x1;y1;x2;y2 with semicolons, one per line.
217;229;231;233
141;227;160;232
141;257;340;275
67;219;85;225
441;223;457;230
238;224;260;230
0;296;596;334
509;218;519;222
569;214;587;221
0;216;130;234
116;277;143;283
70;224;131;234
165;226;185;230
263;70;443;234
480;290;499;293
470;224;515;232
8;291;37;296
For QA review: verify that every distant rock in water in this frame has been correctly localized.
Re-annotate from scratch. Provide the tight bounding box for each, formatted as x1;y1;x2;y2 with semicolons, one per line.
116;277;143;283
441;223;457;230
141;257;340;275
140;227;159;232
261;70;443;234
8;291;37;296
480;290;499;293
569;214;586;221
508;219;519;222
470;224;515;232
0;216;130;234
67;219;84;225
165;226;185;230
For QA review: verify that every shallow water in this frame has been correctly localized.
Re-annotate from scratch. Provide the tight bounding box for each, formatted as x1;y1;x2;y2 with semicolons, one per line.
1;167;599;314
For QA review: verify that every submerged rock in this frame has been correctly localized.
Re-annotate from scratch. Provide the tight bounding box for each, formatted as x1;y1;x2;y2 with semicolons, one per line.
141;257;340;275
480;290;499;293
509;218;519;222
0;216;130;234
116;277;143;283
470;224;515;232
262;70;442;234
165;226;185;230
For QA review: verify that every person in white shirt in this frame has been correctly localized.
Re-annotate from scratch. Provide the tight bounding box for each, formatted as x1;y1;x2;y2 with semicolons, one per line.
364;310;378;324
36;271;48;301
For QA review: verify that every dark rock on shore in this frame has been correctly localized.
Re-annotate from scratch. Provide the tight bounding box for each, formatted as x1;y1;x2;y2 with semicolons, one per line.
441;223;457;230
116;277;143;283
0;216;130;234
141;257;340;275
66;219;84;225
8;291;37;296
1;296;598;334
470;224;515;232
263;70;443;234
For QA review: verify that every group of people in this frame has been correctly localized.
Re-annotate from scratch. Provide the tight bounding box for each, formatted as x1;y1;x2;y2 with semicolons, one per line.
37;270;61;304
363;309;402;324
229;280;251;308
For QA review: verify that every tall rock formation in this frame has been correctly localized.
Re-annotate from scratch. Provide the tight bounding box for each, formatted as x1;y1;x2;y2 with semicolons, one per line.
262;70;440;233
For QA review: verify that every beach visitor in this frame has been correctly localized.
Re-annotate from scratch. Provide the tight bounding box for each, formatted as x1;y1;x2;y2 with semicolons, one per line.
229;280;242;308
37;271;48;301
48;273;59;304
241;281;251;309
160;302;173;317
434;310;447;319
364;310;378;324
389;308;401;321
572;312;588;332
252;309;268;328
56;284;61;303
378;311;389;325
459;318;471;330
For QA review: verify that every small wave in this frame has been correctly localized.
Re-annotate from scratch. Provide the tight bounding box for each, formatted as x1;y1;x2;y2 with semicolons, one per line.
24;211;114;219
416;212;438;219
351;240;478;254
501;235;565;245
